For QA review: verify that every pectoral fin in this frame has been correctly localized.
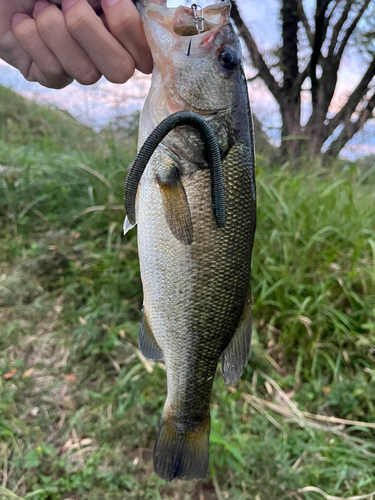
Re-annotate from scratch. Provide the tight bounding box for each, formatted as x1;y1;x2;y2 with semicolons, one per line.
139;310;164;360
222;290;252;385
157;167;193;245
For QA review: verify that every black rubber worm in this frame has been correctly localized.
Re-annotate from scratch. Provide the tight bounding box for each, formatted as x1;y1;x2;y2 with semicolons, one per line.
124;111;226;228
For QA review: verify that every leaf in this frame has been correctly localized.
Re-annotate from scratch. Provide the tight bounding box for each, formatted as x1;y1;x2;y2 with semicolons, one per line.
3;368;16;380
23;450;41;469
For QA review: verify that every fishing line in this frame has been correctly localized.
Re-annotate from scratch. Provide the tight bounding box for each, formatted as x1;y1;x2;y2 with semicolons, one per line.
124;111;226;229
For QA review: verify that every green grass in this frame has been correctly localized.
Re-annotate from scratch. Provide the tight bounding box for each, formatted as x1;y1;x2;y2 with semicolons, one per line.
0;84;375;500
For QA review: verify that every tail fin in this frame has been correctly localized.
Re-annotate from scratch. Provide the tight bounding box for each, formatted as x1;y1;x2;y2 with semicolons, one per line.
153;416;210;481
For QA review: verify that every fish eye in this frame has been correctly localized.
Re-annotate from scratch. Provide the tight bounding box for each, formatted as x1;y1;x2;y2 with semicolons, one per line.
218;47;238;71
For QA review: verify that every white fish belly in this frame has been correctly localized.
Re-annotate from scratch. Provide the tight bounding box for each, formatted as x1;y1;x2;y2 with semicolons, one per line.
137;160;217;406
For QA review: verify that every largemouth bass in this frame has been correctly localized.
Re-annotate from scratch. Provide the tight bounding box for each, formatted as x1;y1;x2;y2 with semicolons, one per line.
124;0;256;481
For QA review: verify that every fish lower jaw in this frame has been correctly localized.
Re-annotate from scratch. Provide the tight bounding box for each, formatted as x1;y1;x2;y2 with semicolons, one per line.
164;96;231;118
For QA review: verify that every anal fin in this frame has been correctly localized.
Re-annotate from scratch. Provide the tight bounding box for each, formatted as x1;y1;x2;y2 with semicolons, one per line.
139;310;163;360
157;167;193;245
222;289;252;385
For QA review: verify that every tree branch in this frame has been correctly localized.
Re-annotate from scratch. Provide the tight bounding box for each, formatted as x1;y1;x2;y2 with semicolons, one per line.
308;0;357;126
326;54;375;137
311;0;335;104
281;0;300;92
336;0;371;59
324;91;375;158
231;1;282;106
327;0;351;58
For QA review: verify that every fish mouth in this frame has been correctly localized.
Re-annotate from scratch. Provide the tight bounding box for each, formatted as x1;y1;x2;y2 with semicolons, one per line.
165;95;232;117
190;106;232;116
141;0;232;38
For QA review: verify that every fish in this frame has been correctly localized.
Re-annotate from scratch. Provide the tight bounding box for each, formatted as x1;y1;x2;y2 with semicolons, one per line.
124;0;256;482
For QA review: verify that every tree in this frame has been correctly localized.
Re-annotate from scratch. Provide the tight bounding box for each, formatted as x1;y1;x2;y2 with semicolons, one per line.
232;0;375;160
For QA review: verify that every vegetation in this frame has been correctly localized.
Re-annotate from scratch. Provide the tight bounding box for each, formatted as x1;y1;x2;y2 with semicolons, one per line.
233;0;375;160
0;85;375;500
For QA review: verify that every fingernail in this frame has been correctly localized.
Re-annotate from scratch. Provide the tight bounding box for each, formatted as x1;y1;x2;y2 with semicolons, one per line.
33;1;50;16
101;0;120;7
11;13;30;28
62;0;80;12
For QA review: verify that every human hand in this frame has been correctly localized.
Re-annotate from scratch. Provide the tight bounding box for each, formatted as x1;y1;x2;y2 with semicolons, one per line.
0;0;153;89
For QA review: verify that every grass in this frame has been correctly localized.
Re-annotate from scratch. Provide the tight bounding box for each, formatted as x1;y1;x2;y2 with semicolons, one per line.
0;84;375;500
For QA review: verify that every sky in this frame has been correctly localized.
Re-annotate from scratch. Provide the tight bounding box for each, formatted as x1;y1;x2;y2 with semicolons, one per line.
0;0;277;130
0;0;374;160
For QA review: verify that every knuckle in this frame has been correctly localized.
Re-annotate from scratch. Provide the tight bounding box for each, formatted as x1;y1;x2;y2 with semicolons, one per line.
107;58;134;84
43;76;72;89
33;70;70;89
46;60;65;79
45;73;73;90
75;65;101;85
53;77;74;89
17;22;38;43
110;12;136;34
37;14;60;39
66;8;90;37
25;73;38;83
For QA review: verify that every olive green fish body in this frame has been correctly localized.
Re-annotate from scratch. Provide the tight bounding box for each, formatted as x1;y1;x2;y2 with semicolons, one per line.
130;0;256;481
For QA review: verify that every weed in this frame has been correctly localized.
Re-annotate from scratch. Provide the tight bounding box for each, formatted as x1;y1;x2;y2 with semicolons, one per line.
0;85;374;499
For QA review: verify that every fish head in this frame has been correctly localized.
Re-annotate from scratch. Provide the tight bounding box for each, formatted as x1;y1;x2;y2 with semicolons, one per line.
140;0;242;113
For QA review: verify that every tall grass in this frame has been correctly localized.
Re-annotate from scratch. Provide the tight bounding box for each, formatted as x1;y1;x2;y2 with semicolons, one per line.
253;164;375;386
0;85;374;499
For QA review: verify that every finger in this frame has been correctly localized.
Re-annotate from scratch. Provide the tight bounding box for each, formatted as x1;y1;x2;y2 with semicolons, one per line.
12;13;72;88
62;0;135;84
33;1;101;85
50;0;105;14
1;18;33;79
101;0;153;75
